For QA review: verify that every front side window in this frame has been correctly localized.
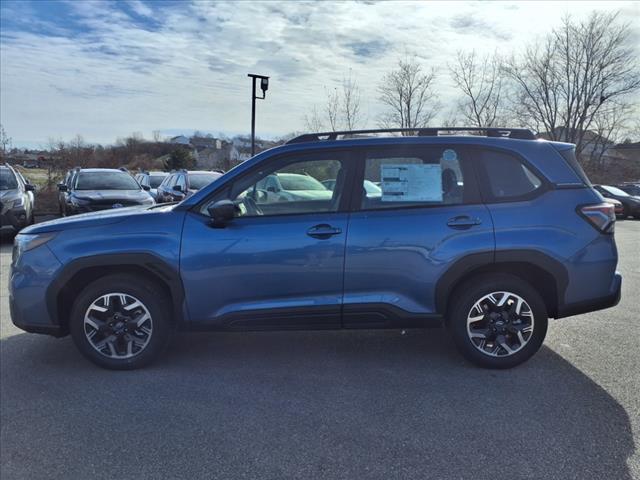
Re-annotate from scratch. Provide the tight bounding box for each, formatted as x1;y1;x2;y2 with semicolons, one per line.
360;146;468;210
175;174;187;191
209;154;344;218
75;171;141;190
479;150;542;200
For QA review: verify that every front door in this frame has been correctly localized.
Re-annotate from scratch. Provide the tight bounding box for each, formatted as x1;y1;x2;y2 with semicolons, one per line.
342;144;494;326
180;150;354;329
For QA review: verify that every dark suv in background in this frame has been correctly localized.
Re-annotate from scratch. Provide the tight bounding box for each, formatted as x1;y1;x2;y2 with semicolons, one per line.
1;164;35;234
10;128;621;370
134;171;169;201
156;170;222;203
59;168;155;215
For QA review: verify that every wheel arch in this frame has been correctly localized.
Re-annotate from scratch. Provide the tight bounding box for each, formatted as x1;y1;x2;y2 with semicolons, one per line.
46;253;186;332
436;250;568;319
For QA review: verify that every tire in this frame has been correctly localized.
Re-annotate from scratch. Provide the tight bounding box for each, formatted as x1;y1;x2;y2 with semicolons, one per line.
69;274;172;370
447;273;548;369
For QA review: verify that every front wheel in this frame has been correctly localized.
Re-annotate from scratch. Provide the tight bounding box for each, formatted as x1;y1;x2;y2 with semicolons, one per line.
447;274;548;369
69;274;172;370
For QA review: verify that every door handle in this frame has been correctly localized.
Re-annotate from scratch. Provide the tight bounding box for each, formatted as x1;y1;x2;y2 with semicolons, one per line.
447;216;482;229
307;224;342;239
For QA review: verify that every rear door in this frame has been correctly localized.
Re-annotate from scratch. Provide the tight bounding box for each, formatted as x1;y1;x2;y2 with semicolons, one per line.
342;144;494;326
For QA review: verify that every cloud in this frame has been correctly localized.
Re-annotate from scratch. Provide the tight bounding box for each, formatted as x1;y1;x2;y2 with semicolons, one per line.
0;0;637;147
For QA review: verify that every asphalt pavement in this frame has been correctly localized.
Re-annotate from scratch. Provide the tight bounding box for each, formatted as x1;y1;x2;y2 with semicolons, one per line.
1;221;638;480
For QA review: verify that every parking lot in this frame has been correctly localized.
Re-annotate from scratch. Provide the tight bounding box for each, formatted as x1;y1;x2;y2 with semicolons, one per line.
0;221;638;479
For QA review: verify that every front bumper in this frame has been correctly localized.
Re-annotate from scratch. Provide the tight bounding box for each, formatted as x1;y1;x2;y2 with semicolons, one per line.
9;243;67;337
0;207;29;231
557;272;622;318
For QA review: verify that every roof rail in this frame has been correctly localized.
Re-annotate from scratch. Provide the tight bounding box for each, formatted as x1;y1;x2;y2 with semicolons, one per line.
286;127;537;144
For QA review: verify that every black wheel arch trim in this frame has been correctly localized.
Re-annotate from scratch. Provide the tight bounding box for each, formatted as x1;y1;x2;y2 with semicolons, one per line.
435;250;569;316
45;252;186;327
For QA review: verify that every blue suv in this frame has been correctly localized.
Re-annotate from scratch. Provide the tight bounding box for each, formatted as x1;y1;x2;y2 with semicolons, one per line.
9;128;621;370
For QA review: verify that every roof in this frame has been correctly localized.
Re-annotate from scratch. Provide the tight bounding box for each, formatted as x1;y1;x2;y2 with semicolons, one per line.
76;168;128;173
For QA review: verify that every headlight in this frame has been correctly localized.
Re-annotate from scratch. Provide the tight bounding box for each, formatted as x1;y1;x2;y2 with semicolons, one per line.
13;232;58;264
8;196;25;208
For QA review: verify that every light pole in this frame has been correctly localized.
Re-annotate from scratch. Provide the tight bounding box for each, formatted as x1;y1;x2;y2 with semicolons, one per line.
248;73;269;156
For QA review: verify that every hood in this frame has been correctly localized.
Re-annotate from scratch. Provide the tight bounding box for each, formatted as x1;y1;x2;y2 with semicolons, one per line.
22;204;174;234
70;189;149;201
0;189;21;201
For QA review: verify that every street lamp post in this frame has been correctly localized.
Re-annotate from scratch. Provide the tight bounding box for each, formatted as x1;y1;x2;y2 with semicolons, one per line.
248;73;270;156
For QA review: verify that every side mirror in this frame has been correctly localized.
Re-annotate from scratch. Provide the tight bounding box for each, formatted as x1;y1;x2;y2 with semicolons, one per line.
142;185;151;191
58;184;68;192
207;200;236;227
173;185;183;192
25;184;35;192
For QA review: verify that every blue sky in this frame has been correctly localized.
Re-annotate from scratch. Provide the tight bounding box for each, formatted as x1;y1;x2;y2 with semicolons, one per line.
1;0;637;148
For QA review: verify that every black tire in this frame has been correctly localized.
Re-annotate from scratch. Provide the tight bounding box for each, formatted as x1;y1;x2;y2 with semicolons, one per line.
447;273;548;369
69;274;172;370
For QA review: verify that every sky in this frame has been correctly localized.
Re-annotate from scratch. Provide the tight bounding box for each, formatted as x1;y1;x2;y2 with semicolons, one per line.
0;0;638;148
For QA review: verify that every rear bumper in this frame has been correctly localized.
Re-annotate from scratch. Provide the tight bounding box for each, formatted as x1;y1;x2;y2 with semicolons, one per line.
557;272;622;318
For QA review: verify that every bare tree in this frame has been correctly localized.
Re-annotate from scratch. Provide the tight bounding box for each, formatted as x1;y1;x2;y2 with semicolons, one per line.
503;11;640;155
303;74;365;132
378;56;439;132
450;50;505;127
0;124;12;157
325;87;340;131
583;101;633;169
304;105;325;132
341;73;364;130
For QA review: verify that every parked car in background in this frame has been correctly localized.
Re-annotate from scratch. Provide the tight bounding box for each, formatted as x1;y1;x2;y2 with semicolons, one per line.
602;197;624;217
14;169;36;212
615;182;640;197
323;178;382;196
155;170;222;203
135;171;169;201
593;184;640;219
1;163;35;234
58;168;79;216
59;168;155;215
10;127;622;370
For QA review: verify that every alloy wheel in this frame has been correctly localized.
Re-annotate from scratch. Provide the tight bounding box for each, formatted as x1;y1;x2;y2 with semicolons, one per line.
83;293;153;359
466;291;534;357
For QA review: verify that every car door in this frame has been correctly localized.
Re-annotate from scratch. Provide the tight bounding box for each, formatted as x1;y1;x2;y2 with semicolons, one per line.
180;150;355;329
342;144;494;326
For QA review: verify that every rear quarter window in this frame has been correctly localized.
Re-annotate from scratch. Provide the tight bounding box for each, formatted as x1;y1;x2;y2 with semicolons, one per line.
478;150;543;201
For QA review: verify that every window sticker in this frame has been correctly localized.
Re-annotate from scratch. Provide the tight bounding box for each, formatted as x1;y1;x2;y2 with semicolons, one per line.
381;164;443;202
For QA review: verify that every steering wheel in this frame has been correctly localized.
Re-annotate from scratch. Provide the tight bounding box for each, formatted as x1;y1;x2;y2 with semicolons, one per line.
242;196;263;216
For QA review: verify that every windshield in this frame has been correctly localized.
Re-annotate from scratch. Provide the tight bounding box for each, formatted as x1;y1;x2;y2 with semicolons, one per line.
0;169;18;190
149;175;167;188
189;173;220;190
602;185;629;197
76;171;140;190
279;174;327;191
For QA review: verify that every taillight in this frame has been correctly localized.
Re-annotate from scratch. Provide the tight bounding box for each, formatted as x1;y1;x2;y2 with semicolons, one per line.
579;203;616;233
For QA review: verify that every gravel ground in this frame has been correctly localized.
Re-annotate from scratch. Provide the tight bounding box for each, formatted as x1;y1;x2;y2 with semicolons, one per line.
1;220;638;480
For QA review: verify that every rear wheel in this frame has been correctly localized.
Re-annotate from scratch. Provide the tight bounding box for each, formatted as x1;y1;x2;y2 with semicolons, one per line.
447;274;548;369
69;274;172;369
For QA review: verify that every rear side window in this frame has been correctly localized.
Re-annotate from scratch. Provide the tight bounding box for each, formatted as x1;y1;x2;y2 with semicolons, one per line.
479;150;542;201
360;146;475;210
559;147;591;186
